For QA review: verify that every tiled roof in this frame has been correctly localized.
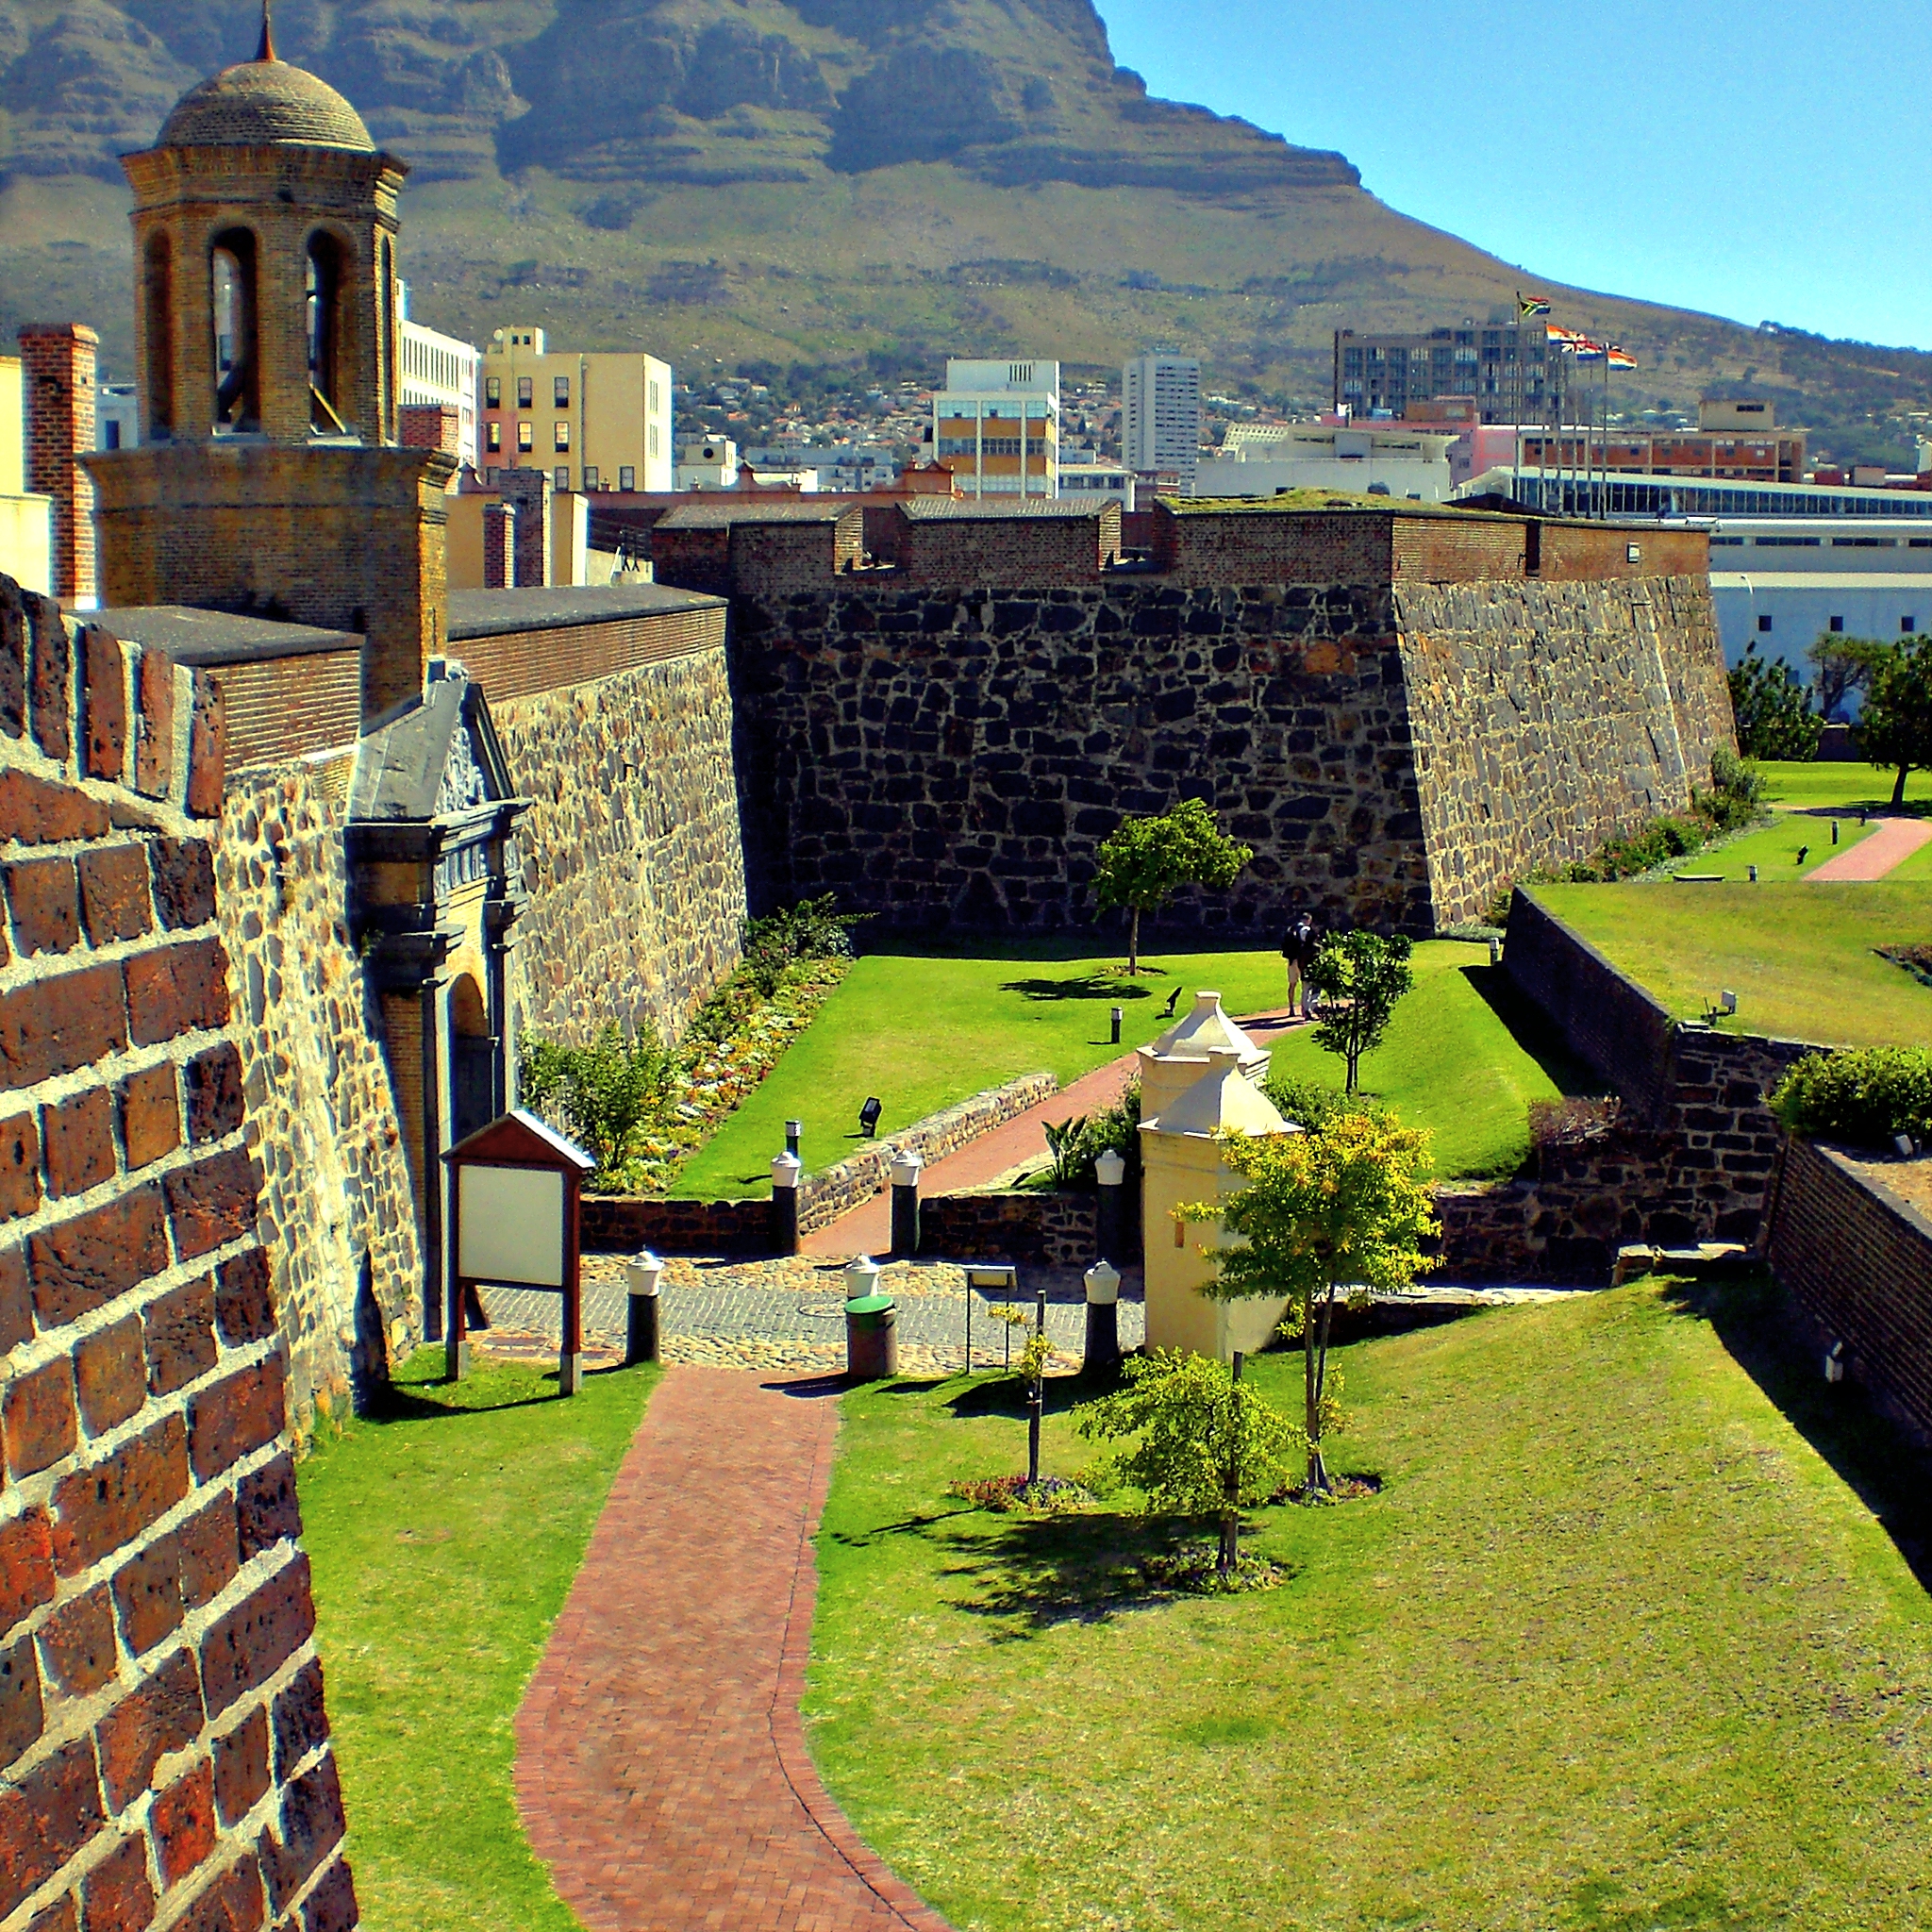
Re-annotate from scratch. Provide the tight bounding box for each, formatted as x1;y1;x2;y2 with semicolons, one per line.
157;58;375;152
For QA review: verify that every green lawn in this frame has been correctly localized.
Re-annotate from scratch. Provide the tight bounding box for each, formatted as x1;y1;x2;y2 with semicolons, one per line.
674;941;1587;1195
807;1278;1932;1932
1753;759;1932;812
298;1350;658;1932
1890;836;1932;881
1697;810;1876;878
1530;881;1932;1046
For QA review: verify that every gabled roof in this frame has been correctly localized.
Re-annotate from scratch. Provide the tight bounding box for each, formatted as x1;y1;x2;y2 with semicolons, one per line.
441;1108;594;1173
349;670;516;823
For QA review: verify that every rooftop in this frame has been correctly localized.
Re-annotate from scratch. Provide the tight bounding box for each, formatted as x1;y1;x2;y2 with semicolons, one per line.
655;500;854;529
91;607;359;666
899;498;1108;521
445;583;723;639
156;57;375;154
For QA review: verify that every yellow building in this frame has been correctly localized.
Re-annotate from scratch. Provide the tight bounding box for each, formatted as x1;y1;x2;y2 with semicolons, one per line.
480;325;673;493
0;356;53;595
932;358;1059;499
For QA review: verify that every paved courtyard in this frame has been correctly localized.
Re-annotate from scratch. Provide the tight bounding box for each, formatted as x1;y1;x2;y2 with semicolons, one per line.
481;1255;1148;1374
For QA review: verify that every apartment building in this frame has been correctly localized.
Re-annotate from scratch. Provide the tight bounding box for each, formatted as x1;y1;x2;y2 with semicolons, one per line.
0;355;51;593
480;325;674;493
1122;353;1201;492
1519;399;1806;484
399;291;479;469
1334;323;1548;425
931;358;1059;498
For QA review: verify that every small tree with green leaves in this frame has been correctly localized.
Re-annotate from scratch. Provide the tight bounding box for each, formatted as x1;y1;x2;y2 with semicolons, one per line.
1092;798;1253;975
1183;1111;1437;1491
518;1025;674;1187
1859;634;1932;808
1074;1349;1300;1574
1306;930;1414;1094
1728;641;1822;760
992;1304;1053;1485
1807;634;1885;721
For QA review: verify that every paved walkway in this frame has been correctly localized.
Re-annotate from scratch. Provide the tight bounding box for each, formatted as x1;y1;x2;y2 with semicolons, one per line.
801;1006;1307;1258
514;1368;952;1931
1807;814;1932;881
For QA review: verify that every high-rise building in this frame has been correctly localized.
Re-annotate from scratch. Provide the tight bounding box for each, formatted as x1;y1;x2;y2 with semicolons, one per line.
480;325;674;493
1122;353;1200;491
931;358;1058;498
1334;324;1548;425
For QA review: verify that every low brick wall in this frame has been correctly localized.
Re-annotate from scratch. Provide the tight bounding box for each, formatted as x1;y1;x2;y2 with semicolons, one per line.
1768;1139;1932;1445
583;1195;770;1254
797;1073;1058;1233
917;1191;1100;1268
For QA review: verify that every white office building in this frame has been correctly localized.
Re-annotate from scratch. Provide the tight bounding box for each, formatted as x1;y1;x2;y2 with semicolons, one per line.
1122;354;1201;493
1703;517;1932;686
96;385;140;451
1057;461;1135;508
1193;422;1456;503
932;359;1059;498
397;288;479;464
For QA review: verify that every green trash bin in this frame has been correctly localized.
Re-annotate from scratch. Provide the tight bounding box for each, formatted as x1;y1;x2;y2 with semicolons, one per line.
845;1292;899;1380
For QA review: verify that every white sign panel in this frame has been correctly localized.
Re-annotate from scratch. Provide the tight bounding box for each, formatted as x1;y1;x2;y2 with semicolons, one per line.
458;1164;566;1288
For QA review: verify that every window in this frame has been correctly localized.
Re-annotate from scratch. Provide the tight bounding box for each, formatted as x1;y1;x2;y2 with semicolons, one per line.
485;375;501;408
554;466;569;491
582;465;598;490
619;465;635;491
142;233;173;437
554;420;570;451
305;232;346;432
648;424;659;458
208;227;260;431
486;421;501;453
1906;616;1920;633
516;376;532;408
517;420;533;452
554;375;570;408
1757;614;1774;632
104;419;122;450
1829;615;1844;633
649;380;660;413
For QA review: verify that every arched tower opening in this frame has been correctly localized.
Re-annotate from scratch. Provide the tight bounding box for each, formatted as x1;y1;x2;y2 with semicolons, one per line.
209;227;260;432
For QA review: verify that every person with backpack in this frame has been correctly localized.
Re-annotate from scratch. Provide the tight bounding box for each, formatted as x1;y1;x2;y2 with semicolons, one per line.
1282;913;1318;1021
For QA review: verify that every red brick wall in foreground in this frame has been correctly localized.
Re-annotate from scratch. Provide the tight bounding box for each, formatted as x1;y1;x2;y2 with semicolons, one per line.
0;573;355;1931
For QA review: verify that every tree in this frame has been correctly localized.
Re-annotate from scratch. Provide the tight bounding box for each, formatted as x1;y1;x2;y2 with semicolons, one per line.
1184;1111;1437;1491
1092;798;1252;975
518;1024;674;1185
1807;633;1885;721
1728;641;1822;760
1306;930;1414;1094
1859;634;1932;808
1074;1349;1299;1574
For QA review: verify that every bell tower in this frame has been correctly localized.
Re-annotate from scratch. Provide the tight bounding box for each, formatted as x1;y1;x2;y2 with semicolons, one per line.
85;4;454;725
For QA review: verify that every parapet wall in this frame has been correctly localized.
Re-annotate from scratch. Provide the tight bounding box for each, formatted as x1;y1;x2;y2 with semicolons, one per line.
0;575;357;1930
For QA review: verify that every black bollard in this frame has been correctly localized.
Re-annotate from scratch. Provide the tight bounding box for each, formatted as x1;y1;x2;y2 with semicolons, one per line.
770;1151;801;1256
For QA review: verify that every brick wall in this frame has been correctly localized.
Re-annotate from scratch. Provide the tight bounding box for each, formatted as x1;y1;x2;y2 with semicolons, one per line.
397;406;459;458
581;1197;770;1255
213;654;364;774
916;1191;1100;1268
451;604;724;708
1768;1140;1932;1446
0;571;357;1931
891;506;1117;588
492;472;551;591
1151;507;1396;585
16;327;97;609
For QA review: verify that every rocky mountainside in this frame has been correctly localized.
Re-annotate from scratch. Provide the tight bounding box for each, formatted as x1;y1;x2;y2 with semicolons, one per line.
2;0;1926;460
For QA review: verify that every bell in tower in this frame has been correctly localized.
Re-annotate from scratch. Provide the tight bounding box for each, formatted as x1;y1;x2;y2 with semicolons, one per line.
84;3;456;726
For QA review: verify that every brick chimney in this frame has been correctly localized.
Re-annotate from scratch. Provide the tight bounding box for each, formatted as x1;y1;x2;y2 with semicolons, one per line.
18;322;98;607
400;402;462;458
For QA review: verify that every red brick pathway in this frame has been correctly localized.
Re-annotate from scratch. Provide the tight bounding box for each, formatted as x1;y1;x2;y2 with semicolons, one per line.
514;1367;951;1930
1806;815;1932;881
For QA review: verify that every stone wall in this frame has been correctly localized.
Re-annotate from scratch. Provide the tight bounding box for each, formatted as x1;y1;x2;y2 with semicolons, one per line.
916;1191;1099;1268
493;641;750;1050
724;568;1726;938
214;763;424;1425
1768;1140;1932;1447
1400;576;1733;924
0;575;357;1931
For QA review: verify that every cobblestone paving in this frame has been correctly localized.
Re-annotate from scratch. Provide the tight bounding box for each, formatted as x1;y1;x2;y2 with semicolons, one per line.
478;1255;1147;1375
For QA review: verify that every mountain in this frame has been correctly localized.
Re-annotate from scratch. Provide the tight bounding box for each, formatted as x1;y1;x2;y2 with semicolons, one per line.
2;0;1926;462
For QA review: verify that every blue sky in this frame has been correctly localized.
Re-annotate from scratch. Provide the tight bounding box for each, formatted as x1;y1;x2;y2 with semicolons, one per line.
1097;0;1932;351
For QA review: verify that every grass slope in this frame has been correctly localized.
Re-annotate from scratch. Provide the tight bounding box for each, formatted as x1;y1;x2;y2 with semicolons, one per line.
807;1279;1932;1932
674;941;1584;1196
297;1349;658;1932
1531;881;1932;1046
1755;761;1932;813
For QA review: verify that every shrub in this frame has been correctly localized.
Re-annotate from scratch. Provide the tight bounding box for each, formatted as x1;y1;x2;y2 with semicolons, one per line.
1261;1072;1349;1130
1527;1095;1620;1151
1771;1048;1932;1149
1041;1080;1142;1190
519;1024;676;1184
740;893;868;998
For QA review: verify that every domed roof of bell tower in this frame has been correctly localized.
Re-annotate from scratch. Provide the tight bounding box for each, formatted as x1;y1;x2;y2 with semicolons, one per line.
156;5;374;152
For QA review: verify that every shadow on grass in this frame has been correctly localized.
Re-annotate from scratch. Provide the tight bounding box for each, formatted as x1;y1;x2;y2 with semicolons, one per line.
1460;962;1604;1102
998;973;1153;1002
1661;1272;1932;1589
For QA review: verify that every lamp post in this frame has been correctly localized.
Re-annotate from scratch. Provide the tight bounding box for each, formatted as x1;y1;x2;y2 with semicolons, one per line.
1095;1146;1126;1267
1084;1258;1121;1372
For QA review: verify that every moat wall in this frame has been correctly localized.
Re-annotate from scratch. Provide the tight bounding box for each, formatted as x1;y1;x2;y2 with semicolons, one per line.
723;569;1731;938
